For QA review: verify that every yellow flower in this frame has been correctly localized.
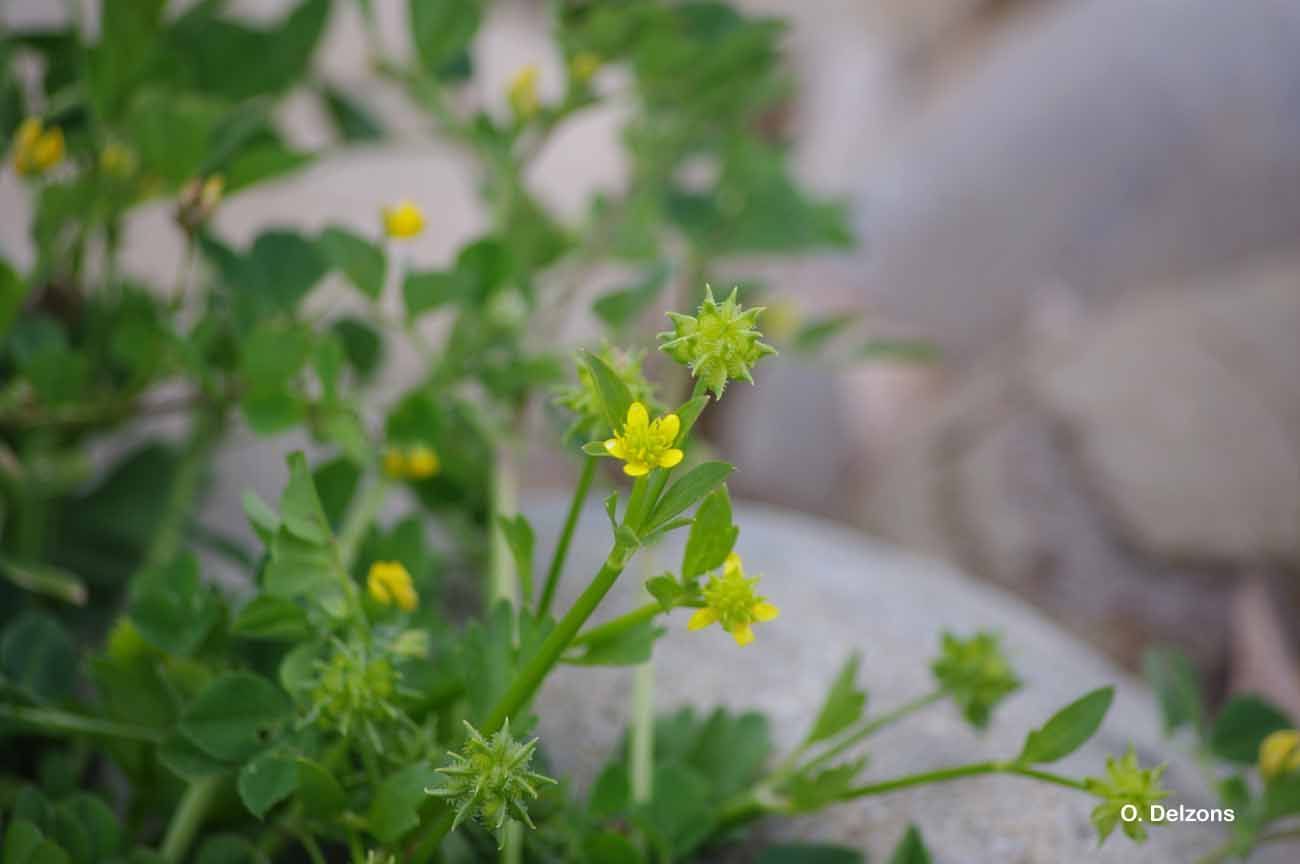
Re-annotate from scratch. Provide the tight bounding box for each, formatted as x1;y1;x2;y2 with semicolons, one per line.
508;64;540;120
99;142;135;177
405;444;440;478
367;561;418;611
570;52;601;84
687;552;779;646
1260;730;1300;782
603;402;684;477
12;117;65;176
383;200;425;239
383;444;441;480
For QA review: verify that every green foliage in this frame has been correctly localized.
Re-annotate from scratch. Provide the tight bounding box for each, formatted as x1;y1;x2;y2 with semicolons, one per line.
803;653;868;747
886;826;932;864
930;632;1021;730
1017;687;1114;764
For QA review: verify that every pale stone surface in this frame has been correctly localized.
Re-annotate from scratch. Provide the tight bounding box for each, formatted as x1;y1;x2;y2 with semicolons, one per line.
529;497;1291;863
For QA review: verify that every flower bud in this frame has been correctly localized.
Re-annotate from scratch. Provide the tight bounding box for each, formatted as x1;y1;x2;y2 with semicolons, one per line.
12;117;64;176
1259;729;1300;782
382;200;425;239
930;632;1020;729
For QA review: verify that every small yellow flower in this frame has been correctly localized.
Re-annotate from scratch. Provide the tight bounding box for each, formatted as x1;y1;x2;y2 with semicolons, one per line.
405;444;440;478
367;560;418;611
99;142;135;177
570;52;601;85
603;402;684;477
1260;730;1300;782
687;552;779;646
383;444;441;480
382;200;425;239
508;65;540;120
12;117;65;176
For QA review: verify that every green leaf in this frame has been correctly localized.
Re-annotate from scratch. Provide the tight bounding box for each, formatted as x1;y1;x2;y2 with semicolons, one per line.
582;350;633;434
409;0;481;77
1209;695;1293;763
127;553;221;656
644;462;733;534
1017;687;1114;764
332;318;383;380
757;845;864;864
368;762;439;843
320;226;386;300
1264;773;1300;820
566;617;662;666
672;395;709;446
1;612;76;703
585;832;645;864
158;733;232;782
296;758;345;818
280;452;331;544
1143;647;1205;736
263;529;336;599
231;595;310;641
4;820;46;864
497;514;535;605
180;672;293;761
0;557;87;606
857;339;940;365
127;89;223;185
90;651;179;732
681;486;738;580
89;0;166;120
582;441;609;456
237;751;298;819
793;314;858;353
242;490;279;545
887;825;932;864
193;834;261;864
592;262;670;330
320;84;384;141
804;653;867;747
403;269;465;318
222;139;313;192
645;574;683;612
0;256;31;340
58;794;121;862
633;763;715;861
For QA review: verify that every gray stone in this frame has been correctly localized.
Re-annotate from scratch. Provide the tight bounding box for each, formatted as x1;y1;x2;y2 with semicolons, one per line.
529;497;1287;862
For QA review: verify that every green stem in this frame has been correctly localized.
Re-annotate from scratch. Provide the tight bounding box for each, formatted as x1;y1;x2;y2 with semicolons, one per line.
629;659;655;805
0;704;164;743
489;444;521;609
570;602;660;648
795;690;944;778
500;821;522;864
838;760;1089;801
143;407;224;570
161;775;221;863
538;455;597;616
337;475;389;570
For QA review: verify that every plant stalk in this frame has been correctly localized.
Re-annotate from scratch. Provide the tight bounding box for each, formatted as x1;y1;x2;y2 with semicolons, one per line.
161;775;222;863
0;704;164;743
538;454;597;616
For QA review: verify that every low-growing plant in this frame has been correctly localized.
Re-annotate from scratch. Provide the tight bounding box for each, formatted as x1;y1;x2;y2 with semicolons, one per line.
0;1;1262;863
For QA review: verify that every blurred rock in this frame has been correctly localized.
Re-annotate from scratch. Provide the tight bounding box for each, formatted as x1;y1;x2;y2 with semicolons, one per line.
530;497;1290;862
854;0;1300;362
862;257;1300;690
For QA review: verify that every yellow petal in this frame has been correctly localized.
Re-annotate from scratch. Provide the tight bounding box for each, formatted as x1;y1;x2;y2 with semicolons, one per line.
658;413;681;441
752;601;780;622
604;438;627;459
658;448;684;468
623;462;650;477
731;624;755;646
687;608;718;631
626;401;649;430
724;552;743;575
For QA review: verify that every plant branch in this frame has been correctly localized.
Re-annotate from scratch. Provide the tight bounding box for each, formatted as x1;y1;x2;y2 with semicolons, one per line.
538;454;597;616
0;704;164;743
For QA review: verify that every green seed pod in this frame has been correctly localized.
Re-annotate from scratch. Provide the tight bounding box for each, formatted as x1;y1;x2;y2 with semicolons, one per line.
658;285;776;397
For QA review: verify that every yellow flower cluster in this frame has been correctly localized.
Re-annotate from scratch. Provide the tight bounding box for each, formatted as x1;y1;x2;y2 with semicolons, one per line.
12;117;65;176
383;444;440;480
509;65;540;120
383;200;426;239
1260;729;1300;782
604;402;683;477
688;552;779;646
367;561;418;611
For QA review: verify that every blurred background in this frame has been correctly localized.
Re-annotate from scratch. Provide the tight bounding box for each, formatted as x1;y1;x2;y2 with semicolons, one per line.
3;0;1298;721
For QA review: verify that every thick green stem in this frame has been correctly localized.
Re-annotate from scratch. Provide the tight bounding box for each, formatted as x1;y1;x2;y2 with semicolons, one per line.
337;475;390;570
489;445;521;608
630;661;655;805
538;455;597;616
161;775;221;863
0;704;164;743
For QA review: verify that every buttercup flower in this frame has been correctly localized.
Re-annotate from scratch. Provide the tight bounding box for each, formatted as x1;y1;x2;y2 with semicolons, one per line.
930;632;1021;730
688;552;780;646
1085;747;1170;843
12;117;65;176
382;444;440;480
659;285;776;397
508;65;540;120
428;719;557;845
382;200;425;239
1259;729;1300;782
570;52;601;85
368;561;418;611
604;401;683;477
